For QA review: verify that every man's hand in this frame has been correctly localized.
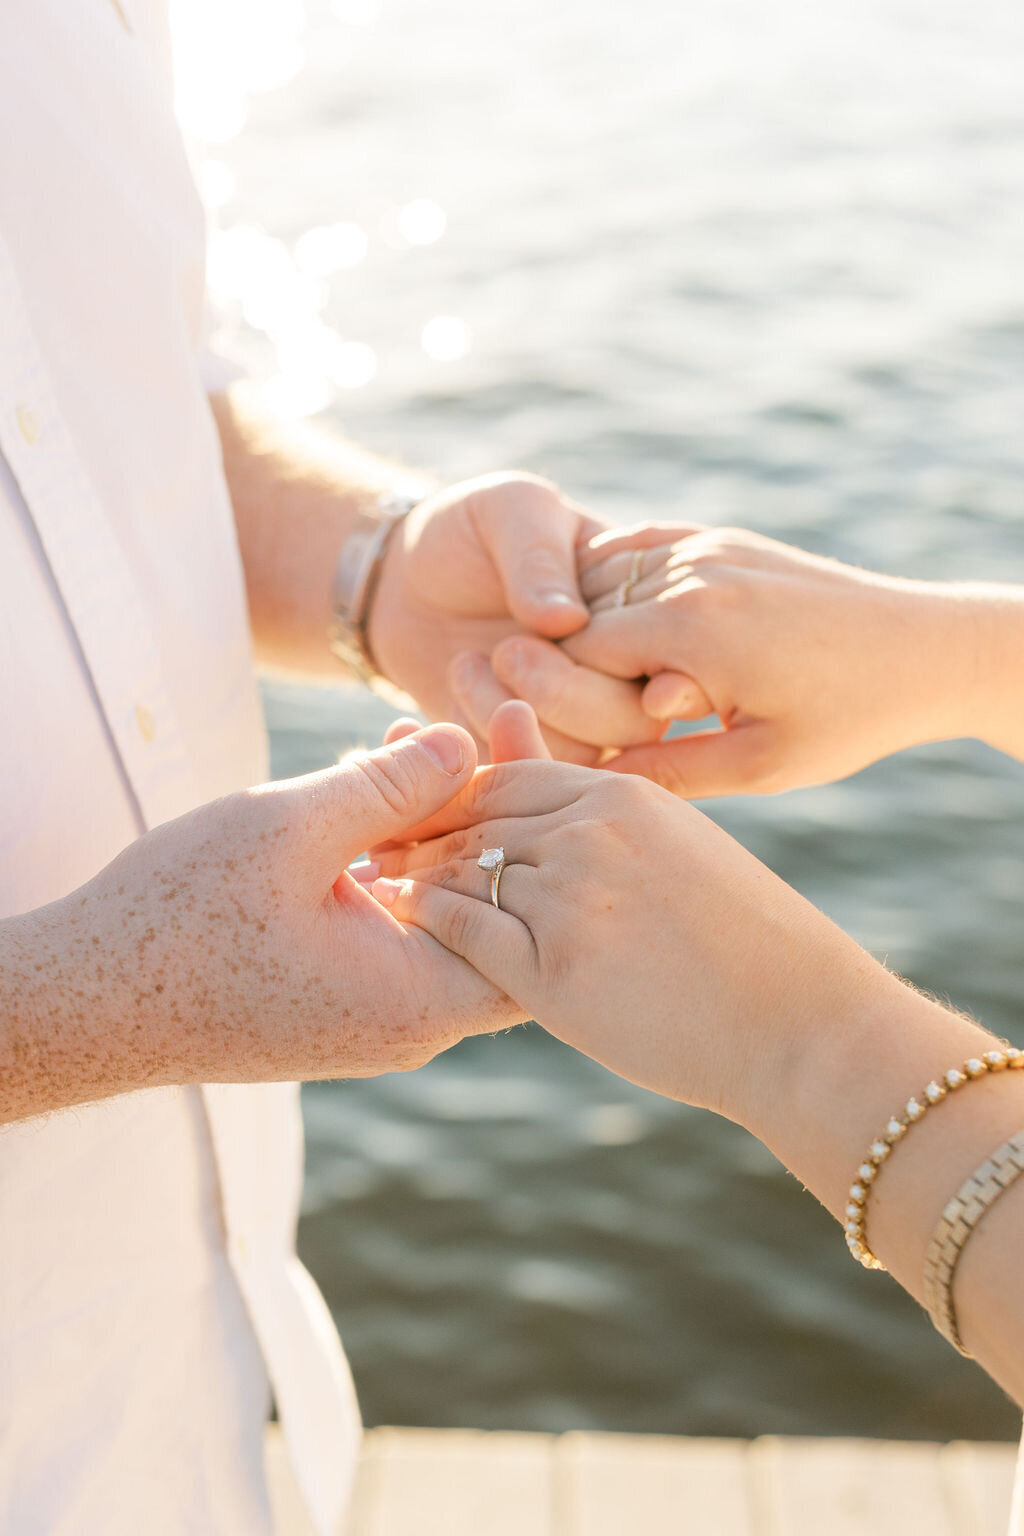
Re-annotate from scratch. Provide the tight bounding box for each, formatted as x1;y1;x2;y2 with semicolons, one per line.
213;393;606;756
0;724;525;1125
449;525;1023;797
367;472;613;760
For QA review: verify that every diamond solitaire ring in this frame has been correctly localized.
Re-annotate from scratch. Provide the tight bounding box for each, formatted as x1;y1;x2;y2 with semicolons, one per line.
477;847;506;909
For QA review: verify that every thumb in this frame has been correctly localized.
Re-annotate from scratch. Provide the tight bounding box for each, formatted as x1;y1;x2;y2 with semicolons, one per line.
607;723;775;800
478;488;590;639
326;724;478;866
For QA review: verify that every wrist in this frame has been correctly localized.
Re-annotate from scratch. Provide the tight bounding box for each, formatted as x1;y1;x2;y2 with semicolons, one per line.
364;487;445;704
331;486;430;700
855;575;975;749
871;577;1024;754
747;946;996;1226
936;583;1024;757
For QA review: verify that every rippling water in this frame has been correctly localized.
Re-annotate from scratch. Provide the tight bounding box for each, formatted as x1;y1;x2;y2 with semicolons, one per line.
211;0;1024;1439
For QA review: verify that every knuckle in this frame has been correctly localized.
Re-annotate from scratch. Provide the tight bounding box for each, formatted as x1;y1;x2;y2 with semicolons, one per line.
431;858;465;887
352;749;421;818
440;897;478;954
471;470;557;517
602;770;657;818
441;827;474;862
709;523;747;547
700;524;755;556
517;546;571;588
553;816;597;858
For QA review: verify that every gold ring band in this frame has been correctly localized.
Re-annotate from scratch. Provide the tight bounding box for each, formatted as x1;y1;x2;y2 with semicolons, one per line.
616;548;645;608
477;847;506;910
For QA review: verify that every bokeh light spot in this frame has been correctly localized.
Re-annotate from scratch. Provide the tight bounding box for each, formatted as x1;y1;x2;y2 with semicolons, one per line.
398;199;447;246
331;0;382;23
330;340;378;389
294;222;368;276
421;315;471;361
196;160;236;211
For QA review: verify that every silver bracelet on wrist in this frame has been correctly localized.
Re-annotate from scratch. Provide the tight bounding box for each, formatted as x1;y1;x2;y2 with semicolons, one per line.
328;487;428;700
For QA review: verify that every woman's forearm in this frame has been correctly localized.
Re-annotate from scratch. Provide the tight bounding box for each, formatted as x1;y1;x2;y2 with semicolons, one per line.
747;971;1024;1404
944;582;1024;762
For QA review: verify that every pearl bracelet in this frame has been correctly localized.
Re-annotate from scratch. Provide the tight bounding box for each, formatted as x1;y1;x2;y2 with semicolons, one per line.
845;1045;1024;1270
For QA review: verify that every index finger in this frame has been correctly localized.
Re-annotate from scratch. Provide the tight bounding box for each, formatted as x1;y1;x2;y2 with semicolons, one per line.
370;756;596;850
489;635;669;748
577;521;706;577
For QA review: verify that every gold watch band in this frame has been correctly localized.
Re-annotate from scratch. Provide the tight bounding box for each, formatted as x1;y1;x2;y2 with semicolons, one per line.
922;1127;1024;1355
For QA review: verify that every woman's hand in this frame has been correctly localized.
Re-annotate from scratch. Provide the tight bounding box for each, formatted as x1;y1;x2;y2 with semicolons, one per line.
370;752;1024;1406
0;723;526;1124
369;759;916;1130
453;525;1024;796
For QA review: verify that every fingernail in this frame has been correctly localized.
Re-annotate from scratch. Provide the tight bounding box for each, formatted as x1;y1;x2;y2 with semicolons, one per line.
371;877;406;908
535;590;581;612
417;726;465;775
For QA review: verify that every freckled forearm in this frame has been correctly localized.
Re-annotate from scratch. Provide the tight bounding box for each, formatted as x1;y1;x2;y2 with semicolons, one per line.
0;896;192;1125
1;903;113;1122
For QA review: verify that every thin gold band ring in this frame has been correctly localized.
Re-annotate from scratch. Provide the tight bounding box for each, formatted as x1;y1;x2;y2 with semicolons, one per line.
477;847;506;909
615;548;645;608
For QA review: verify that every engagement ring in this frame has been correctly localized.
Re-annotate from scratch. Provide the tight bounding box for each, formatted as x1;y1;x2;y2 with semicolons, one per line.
477;847;506;909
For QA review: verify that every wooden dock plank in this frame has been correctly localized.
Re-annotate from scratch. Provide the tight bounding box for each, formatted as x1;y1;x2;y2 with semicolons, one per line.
556;1432;755;1535
749;1437;957;1536
941;1441;1018;1536
263;1425;1019;1536
265;1426;316;1536
358;1427;554;1536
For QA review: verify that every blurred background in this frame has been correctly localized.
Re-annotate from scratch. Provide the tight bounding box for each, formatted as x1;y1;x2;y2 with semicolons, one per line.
171;0;1024;1441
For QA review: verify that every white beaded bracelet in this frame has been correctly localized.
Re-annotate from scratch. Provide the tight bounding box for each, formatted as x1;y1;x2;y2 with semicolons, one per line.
845;1045;1024;1271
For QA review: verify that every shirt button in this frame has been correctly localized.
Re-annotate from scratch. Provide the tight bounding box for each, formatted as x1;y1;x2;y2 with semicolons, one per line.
135;703;156;743
16;406;40;445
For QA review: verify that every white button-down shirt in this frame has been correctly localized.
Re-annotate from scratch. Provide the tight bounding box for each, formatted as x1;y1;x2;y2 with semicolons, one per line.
0;3;359;1532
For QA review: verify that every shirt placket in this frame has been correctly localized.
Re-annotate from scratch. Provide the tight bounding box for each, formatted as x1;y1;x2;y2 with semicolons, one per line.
0;235;197;833
0;229;361;1536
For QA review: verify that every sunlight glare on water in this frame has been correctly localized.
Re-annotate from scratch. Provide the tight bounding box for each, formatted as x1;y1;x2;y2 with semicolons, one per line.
170;0;468;416
170;0;306;144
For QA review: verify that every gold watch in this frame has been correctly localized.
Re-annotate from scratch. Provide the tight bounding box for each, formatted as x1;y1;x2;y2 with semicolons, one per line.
329;489;427;699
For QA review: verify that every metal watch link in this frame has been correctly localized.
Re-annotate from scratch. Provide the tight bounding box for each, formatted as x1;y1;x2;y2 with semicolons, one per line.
329;488;428;699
